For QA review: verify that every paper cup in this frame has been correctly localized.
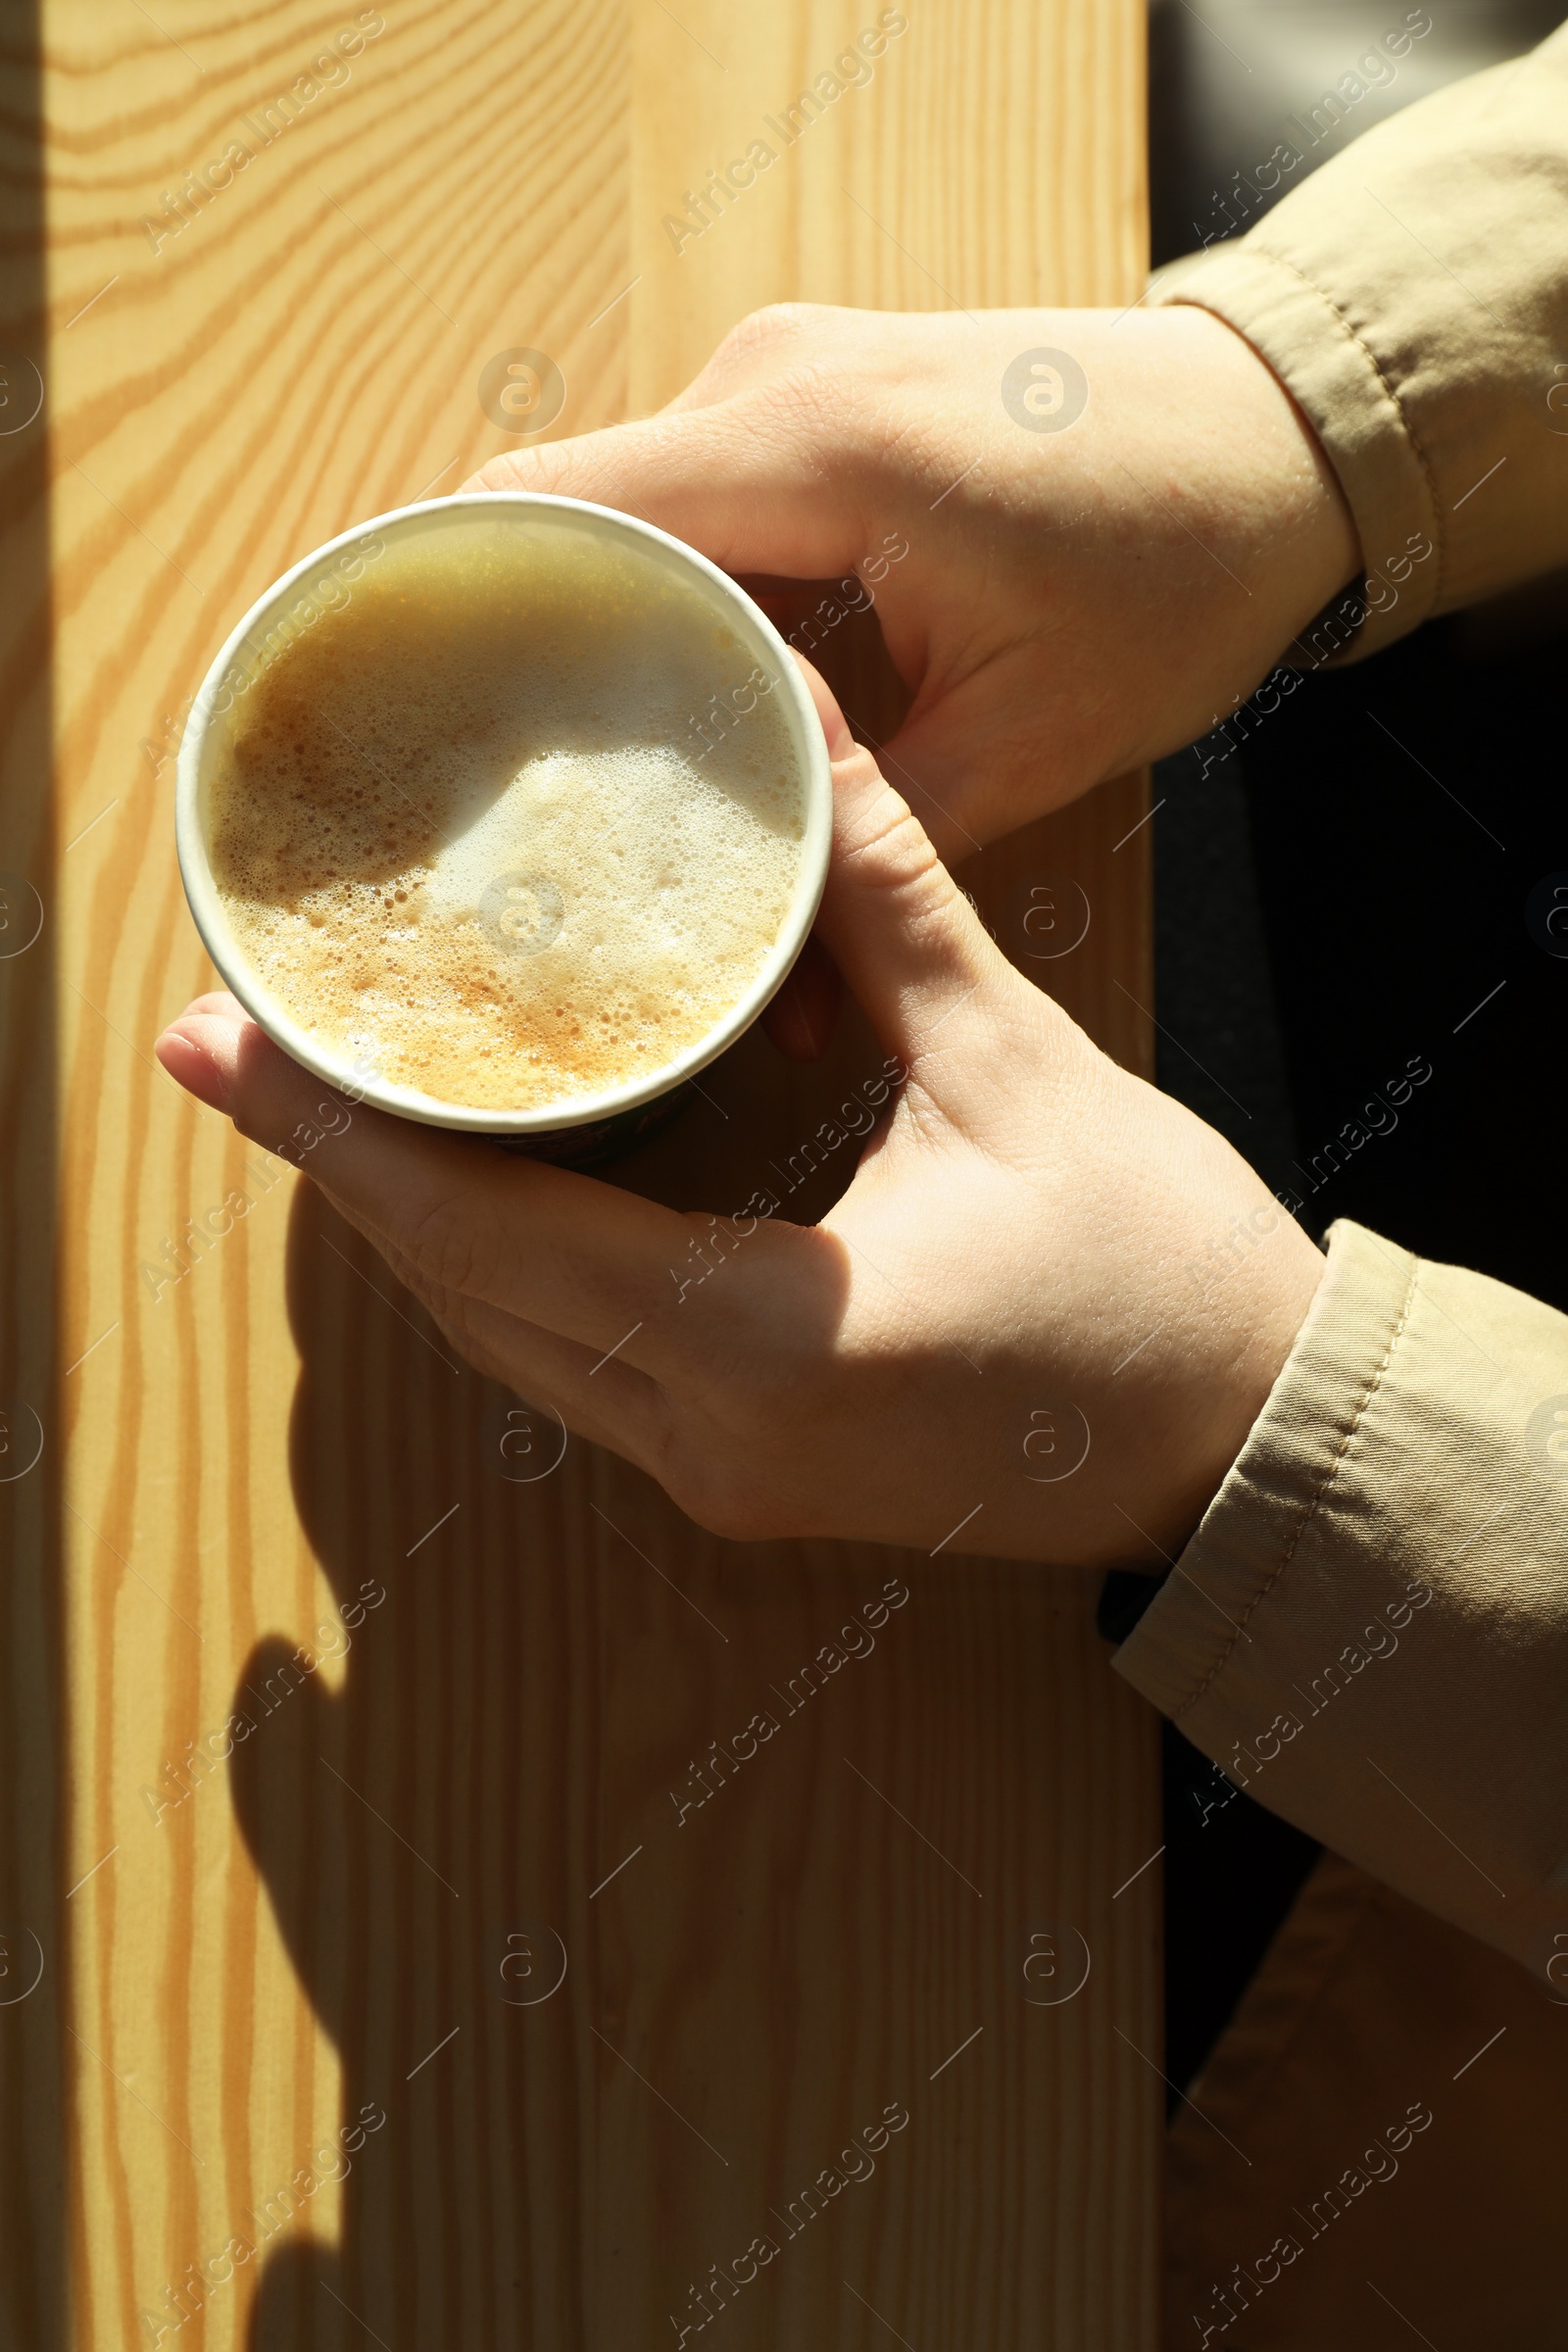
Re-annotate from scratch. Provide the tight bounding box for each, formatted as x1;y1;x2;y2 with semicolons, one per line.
175;492;833;1164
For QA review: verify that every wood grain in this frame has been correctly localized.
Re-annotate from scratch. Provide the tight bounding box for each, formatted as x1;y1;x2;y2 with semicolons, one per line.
1;21;66;2350
2;1;1159;2345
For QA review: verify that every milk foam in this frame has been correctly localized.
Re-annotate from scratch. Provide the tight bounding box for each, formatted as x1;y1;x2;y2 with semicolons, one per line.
207;518;806;1112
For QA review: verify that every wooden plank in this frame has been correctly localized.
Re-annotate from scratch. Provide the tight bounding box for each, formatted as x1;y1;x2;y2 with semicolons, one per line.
612;12;1160;2348
1;0;1160;2345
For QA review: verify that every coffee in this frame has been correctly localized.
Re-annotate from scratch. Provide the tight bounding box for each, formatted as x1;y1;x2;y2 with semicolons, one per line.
206;515;807;1113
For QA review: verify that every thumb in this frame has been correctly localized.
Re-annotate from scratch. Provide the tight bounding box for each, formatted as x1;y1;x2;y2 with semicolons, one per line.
795;660;1008;1072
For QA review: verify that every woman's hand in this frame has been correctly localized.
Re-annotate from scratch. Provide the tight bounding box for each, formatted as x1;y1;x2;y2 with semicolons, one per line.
157;671;1325;1567
467;303;1359;858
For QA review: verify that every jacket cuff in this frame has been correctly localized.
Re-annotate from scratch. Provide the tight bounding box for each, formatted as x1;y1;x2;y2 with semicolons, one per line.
1150;246;1439;665
1149;24;1568;666
1113;1218;1568;1971
1114;1218;1416;1722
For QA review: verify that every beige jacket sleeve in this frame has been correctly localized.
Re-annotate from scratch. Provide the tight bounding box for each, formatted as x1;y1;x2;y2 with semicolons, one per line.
1114;1221;1568;1981
1149;18;1568;662
1114;23;1568;1977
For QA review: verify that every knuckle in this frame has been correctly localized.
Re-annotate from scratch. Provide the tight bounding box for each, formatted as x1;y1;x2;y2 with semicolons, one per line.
471;452;526;492
650;1415;785;1544
705;308;858;436
720;300;829;361
401;1193;494;1297
656;1408;823;1547
843;787;947;917
670;1470;786;1546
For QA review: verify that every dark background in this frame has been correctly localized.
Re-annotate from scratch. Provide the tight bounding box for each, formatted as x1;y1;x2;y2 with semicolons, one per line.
1144;0;1568;2097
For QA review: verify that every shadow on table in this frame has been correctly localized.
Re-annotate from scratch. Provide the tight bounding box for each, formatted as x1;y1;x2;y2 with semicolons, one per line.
0;6;66;2342
229;1179;592;2351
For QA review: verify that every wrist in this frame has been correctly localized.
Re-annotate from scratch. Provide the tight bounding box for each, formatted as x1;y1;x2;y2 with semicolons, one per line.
1188;1215;1328;1541
1132;1206;1328;1563
1174;302;1362;639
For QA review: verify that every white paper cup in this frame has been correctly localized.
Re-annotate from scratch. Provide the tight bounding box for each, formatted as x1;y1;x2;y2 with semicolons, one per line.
175;492;833;1161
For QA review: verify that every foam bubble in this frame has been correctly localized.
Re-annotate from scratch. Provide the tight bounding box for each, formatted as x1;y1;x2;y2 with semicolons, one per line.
207;520;806;1111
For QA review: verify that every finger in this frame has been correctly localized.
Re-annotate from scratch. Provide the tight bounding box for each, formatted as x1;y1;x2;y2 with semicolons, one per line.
373;1232;670;1465
793;661;1011;1072
463;396;873;584
156;991;248;1109
761;931;844;1062
154;1001;708;1377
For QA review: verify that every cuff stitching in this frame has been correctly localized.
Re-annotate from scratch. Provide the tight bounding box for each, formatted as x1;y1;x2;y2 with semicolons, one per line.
1245;243;1446;608
1173;1255;1420;1719
1166;245;1446;615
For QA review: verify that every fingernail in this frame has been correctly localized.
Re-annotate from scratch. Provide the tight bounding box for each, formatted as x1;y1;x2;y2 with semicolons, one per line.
155;1026;232;1116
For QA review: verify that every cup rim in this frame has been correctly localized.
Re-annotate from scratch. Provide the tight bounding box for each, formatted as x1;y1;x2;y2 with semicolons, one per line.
174;490;834;1134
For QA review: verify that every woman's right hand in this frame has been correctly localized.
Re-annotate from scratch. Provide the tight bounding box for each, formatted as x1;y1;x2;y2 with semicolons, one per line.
467;301;1359;858
156;663;1326;1567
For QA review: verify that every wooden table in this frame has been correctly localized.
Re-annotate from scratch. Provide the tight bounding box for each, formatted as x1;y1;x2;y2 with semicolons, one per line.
0;3;1158;2343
